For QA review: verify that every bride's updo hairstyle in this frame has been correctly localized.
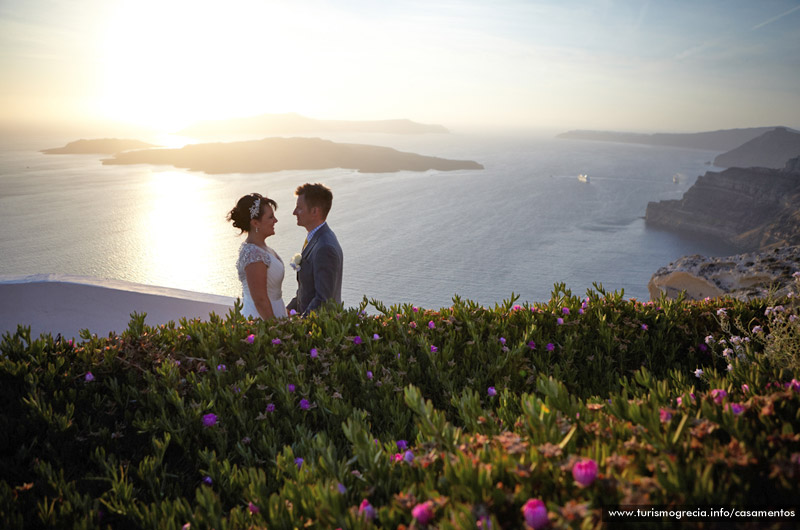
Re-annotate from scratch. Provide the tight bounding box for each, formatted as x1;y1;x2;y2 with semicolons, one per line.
227;193;278;234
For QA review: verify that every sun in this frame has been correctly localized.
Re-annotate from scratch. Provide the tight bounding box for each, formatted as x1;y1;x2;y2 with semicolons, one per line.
94;0;321;132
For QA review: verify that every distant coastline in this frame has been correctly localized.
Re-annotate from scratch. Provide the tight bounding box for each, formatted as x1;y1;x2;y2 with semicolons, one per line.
556;127;794;152
178;112;450;138
99;137;483;174
41;138;158;154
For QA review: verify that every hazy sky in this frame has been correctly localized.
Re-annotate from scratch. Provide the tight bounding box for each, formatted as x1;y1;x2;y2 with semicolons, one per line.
1;0;799;133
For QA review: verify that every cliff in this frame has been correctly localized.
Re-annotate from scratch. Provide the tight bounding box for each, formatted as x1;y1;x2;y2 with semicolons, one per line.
102;137;483;174
179;113;449;137
648;246;800;301
42;138;158;154
645;157;800;251
556;127;785;151
713;127;800;169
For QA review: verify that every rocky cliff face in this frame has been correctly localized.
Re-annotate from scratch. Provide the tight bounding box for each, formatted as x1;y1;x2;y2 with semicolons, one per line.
648;246;800;301
645;157;800;251
713;127;800;169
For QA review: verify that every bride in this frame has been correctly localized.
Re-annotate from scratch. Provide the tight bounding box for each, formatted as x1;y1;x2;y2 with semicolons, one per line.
227;193;287;319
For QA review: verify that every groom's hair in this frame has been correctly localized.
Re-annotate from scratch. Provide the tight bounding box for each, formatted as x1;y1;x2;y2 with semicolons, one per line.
296;183;333;219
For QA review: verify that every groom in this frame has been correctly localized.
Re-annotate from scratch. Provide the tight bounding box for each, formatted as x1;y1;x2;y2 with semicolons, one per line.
287;183;343;316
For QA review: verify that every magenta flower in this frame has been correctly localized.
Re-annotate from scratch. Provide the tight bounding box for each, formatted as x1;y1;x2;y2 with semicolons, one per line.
246;334;255;344
412;501;434;525
428;321;435;329
676;397;683;406
289;309;297;315
202;476;212;485
295;457;304;468
287;383;296;393
522;499;548;529
403;450;414;463
659;408;672;423
557;318;564;325
641;324;648;330
359;499;376;520
396;439;408;450
710;389;727;404
513;304;522;311
572;458;598;486
430;345;438;353
373;333;381;340
741;384;750;393
353;336;363;345
299;399;310;410
562;307;570;315
271;338;281;345
488;386;497;397
366;371;373;380
730;403;745;415
202;413;218;427
578;308;584;314
413;306;419;312
85;372;95;382
410;321;417;329
499;337;506;345
217;364;226;372
266;403;275;413
310;348;319;358
528;341;536;349
248;501;259;514
546;343;555;352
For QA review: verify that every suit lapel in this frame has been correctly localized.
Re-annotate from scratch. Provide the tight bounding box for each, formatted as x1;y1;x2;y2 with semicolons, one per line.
301;224;327;260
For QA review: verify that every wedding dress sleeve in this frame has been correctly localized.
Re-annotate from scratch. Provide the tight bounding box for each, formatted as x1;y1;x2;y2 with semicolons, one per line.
236;244;271;280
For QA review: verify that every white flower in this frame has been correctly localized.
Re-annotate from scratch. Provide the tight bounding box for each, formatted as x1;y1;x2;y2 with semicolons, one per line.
694;368;704;378
290;253;302;271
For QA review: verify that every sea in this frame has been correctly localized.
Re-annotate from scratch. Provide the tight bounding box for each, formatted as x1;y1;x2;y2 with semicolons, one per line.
0;128;740;310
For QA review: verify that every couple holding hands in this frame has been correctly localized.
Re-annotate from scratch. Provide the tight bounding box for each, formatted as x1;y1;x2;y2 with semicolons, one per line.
227;183;343;320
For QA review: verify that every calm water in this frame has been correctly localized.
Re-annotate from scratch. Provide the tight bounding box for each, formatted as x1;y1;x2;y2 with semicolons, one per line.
0;130;738;309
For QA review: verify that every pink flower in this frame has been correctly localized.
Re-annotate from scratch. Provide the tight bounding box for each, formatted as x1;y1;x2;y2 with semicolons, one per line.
359;499;376;520
245;334;255;344
248;501;259;514
562;307;570;315
659;408;672;423
546;343;555;352
310;348;318;358
512;305;522;311
271;338;281;345
488;386;497;397
741;384;750;393
410;322;417;329
641;324;648;330
366;371;373;380
217;364;226;372
556;318;564;325
202;413;218;427
710;389;727;404
403;450;414;463
572;458;598;486
413;306;419;312
522;499;549;529
430;345;438;353
373;333;381;340
353;336;363;345
528;341;536;349
412;501;434;525
299;399;310;410
428;321;435;329
84;372;95;382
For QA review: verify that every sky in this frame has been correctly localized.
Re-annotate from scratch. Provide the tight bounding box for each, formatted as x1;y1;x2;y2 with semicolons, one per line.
1;0;799;134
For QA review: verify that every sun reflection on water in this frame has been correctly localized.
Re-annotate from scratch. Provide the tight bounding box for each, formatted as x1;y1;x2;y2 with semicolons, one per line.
133;170;227;292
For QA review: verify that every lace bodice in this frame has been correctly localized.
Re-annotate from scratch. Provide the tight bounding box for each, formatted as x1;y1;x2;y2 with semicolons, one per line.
237;242;287;318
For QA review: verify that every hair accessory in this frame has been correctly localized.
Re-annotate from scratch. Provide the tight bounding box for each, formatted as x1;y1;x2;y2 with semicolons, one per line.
249;197;261;219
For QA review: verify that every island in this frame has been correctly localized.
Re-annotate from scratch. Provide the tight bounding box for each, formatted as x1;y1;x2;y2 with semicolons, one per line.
42;138;158;154
713;127;800;169
557;127;790;152
178;113;449;138
101;137;484;174
645;156;800;251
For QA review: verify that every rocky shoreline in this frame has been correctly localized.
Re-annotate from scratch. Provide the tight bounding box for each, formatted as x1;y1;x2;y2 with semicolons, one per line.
648;246;800;301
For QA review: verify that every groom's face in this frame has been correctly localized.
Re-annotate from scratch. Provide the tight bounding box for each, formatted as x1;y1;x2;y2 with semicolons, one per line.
293;194;312;230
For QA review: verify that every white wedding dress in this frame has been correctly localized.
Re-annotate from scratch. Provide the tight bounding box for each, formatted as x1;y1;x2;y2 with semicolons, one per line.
236;242;288;319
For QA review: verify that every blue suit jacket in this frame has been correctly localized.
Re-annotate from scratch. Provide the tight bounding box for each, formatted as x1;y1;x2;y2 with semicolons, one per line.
287;223;343;315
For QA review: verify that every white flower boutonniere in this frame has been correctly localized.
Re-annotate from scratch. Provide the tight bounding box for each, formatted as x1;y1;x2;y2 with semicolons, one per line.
290;253;302;272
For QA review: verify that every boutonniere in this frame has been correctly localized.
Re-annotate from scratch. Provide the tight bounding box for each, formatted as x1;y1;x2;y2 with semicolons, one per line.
290;253;302;271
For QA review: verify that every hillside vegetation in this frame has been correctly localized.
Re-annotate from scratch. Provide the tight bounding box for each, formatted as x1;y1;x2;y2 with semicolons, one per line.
1;281;799;529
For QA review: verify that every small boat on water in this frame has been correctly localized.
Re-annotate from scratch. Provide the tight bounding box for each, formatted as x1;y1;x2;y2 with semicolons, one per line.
578;173;590;183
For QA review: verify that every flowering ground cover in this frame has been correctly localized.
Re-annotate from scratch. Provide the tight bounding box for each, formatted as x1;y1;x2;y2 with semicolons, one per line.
1;280;798;529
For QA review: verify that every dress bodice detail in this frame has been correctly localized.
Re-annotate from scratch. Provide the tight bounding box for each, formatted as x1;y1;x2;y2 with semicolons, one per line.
236;242;287;318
